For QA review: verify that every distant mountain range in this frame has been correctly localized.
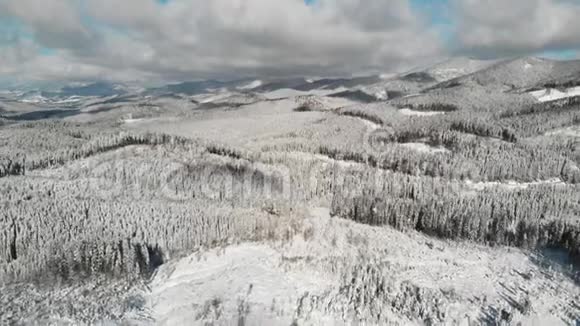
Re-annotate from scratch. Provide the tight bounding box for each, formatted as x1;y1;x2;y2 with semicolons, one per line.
5;56;580;103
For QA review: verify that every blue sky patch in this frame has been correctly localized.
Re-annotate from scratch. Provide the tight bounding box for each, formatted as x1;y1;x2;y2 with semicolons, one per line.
0;18;33;45
540;49;578;60
39;47;56;56
410;0;454;46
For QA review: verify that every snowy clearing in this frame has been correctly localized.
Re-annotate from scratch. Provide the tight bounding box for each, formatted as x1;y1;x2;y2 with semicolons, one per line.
237;80;263;90
545;126;580;137
192;92;232;103
146;207;578;326
400;142;449;154
464;178;566;191
263;87;349;99
295;95;358;111
127;99;325;146
399;108;446;116
528;86;580;102
123;118;145;124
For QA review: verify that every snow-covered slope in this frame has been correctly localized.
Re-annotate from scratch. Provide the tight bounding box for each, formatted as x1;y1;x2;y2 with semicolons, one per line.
434;57;580;90
146;207;578;326
398;108;446;116
528;86;580;102
262;87;349;99
237;80;263;90
422;57;498;82
20;93;49;104
355;58;496;99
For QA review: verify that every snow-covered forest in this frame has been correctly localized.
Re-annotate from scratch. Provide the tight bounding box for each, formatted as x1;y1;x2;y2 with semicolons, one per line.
1;56;580;325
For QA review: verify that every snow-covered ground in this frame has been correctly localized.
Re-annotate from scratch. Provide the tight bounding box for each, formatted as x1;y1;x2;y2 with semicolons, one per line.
528;86;580;102
295;94;358;111
399;108;446;116
545;126;580;137
123;118;146;124
192;91;233;104
3;60;580;325
400;142;449;154
402;93;422;99
126;99;325;146
262;87;349;99
19;94;87;105
237;80;263;90
464;178;566;191
145;207;579;325
20;94;49;104
373;89;388;100
148;244;330;325
54;96;84;104
318;96;358;109
426;57;498;82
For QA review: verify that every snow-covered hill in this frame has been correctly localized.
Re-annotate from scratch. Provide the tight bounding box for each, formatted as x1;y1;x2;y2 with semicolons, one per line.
422;57;498;82
433;57;580;90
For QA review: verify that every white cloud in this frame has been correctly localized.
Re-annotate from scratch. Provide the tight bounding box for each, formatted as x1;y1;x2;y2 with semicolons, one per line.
452;0;580;56
0;0;444;82
0;0;96;51
3;0;580;82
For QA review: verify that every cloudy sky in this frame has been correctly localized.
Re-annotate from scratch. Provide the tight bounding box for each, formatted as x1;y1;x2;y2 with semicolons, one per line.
1;0;580;83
